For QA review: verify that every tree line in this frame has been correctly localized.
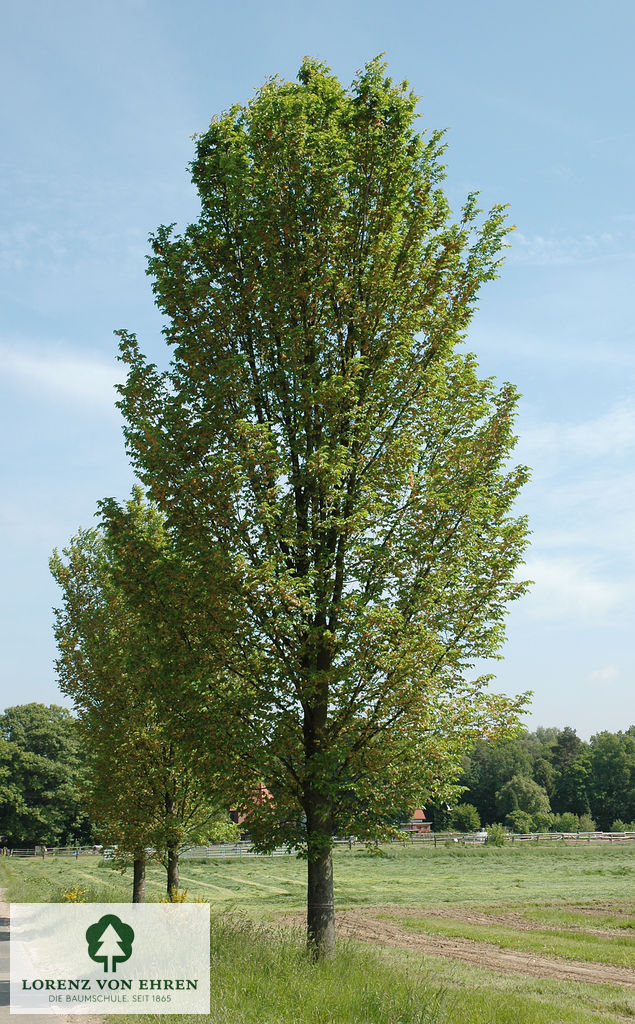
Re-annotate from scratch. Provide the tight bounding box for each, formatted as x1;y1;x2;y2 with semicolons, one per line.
8;57;542;957
438;725;635;834
2;707;632;854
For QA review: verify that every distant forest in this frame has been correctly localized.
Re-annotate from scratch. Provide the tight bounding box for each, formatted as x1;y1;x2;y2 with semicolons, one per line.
0;704;633;846
435;724;635;834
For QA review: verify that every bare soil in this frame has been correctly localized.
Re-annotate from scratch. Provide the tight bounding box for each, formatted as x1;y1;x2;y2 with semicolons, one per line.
280;906;635;988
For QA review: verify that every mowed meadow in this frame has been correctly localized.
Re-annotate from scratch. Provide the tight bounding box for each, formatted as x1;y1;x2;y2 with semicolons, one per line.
3;842;634;1024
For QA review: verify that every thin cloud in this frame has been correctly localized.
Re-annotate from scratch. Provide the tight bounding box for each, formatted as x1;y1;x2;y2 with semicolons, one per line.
586;665;620;685
509;230;634;267
467;326;635;372
522;556;631;623
519;400;635;462
0;342;122;412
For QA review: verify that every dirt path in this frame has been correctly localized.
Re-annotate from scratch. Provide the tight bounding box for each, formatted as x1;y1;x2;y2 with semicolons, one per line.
280;907;635;989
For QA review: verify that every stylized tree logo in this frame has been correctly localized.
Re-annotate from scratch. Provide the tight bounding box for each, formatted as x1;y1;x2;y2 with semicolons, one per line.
86;914;134;973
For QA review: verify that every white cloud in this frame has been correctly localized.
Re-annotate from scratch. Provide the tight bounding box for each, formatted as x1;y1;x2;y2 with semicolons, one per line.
509;230;633;267
512;403;635;611
521;555;631;623
586;665;620;685
0;341;122;412
519;401;635;462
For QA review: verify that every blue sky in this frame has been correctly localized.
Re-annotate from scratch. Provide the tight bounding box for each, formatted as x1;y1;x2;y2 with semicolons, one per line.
1;0;633;737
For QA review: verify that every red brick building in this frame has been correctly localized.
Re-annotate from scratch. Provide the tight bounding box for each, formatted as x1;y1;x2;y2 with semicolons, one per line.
402;808;431;834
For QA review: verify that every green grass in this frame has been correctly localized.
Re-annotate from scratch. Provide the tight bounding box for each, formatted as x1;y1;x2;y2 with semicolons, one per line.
7;841;633;910
520;906;634;931
2;843;632;913
2;844;633;1023
394;912;635;967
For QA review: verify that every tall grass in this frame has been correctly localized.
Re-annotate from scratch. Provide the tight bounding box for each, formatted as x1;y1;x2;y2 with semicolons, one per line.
205;915;450;1024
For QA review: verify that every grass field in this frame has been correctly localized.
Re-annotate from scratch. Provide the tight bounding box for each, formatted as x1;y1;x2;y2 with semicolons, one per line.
2;843;633;1023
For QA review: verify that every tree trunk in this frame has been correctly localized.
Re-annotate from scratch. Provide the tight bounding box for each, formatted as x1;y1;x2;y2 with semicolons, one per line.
132;853;146;903
167;845;179;898
303;641;335;958
306;835;335;959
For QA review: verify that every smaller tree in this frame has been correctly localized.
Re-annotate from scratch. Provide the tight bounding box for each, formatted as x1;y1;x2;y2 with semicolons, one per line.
531;811;553;833
450;803;481;832
551;812;581;833
51;493;247;899
505;810;534;833
577;814;596;832
495;774;551;820
485;822;507;845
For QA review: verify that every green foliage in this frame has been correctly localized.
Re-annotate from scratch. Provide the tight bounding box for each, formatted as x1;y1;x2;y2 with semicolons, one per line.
552;727;584;773
531;811;554;833
495;774;551;819
0;704;90;846
532;756;556;800
461;737;533;824
485;823;507;845
50;492;245;876
459;725;634;829
587;730;634;830
578;814;596;832
505;810;535;834
552;747;591;816
552;812;598;834
450;803;481;832
551;812;582;833
204;819;241;843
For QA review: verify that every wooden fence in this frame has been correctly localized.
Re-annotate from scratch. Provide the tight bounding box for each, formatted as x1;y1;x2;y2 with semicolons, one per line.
5;831;632;859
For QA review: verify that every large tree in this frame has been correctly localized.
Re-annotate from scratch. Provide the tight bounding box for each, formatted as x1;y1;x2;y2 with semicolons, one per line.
115;57;530;955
